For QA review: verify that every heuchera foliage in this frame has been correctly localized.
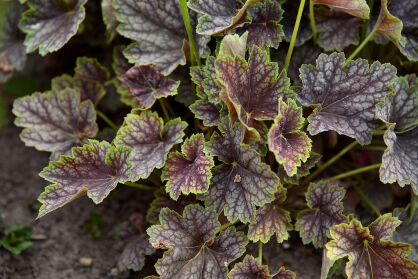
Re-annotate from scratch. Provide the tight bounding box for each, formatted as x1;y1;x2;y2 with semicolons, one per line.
3;0;418;278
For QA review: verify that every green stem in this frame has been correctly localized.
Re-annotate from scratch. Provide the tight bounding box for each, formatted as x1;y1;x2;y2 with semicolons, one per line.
357;145;387;151
258;242;263;265
96;110;118;130
158;99;170;121
284;0;306;72
353;183;381;216
361;0;375;40
219;220;238;232
343;29;376;67
372;129;387;136
304;141;358;183
326;163;381;182
179;0;201;66
148;176;162;187
123;181;156;191
309;0;317;45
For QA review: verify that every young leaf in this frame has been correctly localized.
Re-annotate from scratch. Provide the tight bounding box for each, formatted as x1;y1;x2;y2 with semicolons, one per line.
295;181;346;248
236;0;284;49
117;235;155;272
228;255;270;279
248;190;292;244
376;76;418;192
19;0;88;55
113;0;209;74
326;214;418;279
118;65;180;109
316;9;362;51
218;33;248;60
282;0;312;46
147;205;248;279
298;52;396;144
37;140;132;218
74;57;109;84
187;0;257;35
216;46;294;138
0;1;26;82
278;152;321;185
268;99;312;177
199;117;280;223
311;0;370;19
114;110;187;181
162;134;214;200
13;89;98;160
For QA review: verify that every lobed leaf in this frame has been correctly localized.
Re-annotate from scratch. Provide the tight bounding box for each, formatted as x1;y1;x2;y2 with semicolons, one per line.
147;205;248;279
117;235;155;272
13;89;98;160
162;134;214;200
376;76;418;192
392;205;418;263
216;46;294;138
311;0;370;19
19;0;87;55
278;152;321;185
268;99;312;176
236;0;284;49
272;267;296;279
199;117;280;223
114;110;187;181
295;181;346;248
37;140;132;218
114;0;210;74
190;99;222;127
74;57;109;84
373;0;404;49
298;52;396;144
118;65;180;109
326;214;418;279
218;33;248;60
228;255;270;279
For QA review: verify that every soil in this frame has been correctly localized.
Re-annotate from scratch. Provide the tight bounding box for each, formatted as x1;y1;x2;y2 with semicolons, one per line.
0;125;343;279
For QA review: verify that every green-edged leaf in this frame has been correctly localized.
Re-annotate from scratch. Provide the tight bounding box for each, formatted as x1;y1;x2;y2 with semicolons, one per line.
236;0;284;49
118;65;180;109
201;56;222;103
188;0;257;35
218;33;248;60
228;255;270;279
190;99;222;127
13;89;98;160
296;181;346;248
216;46;293;138
272;267;296;279
0;1;26;82
117;235;155;272
199;117;280;223
298;52;396;145
146;189;193;225
51;74;106;105
162;134;214;200
248;191;292;244
373;0;404;48
37;140;132;218
147;205;248;279
376;76;418;192
101;0;118;42
114;0;209;74
282;0;312;46
326;214;418;279
74;57;109;84
315;9;362;51
268;99;311;176
387;0;418;61
278;152;321;185
311;0;370;19
392;205;418;263
112;45;137;107
19;0;87;55
114;110;187;181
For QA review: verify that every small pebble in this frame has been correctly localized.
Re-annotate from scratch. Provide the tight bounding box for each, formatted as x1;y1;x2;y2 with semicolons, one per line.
80;257;93;266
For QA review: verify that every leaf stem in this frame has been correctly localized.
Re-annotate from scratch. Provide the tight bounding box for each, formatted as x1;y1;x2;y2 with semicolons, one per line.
304;141;358;183
361;0;375;40
372;129;386;136
96;110;118;130
352;183;381;216
343;29;376;67
357;145;387;151
158;99;170;121
284;0;306;72
326;163;381;182
258;242;263;265
123;181;156;191
309;0;317;44
218;220;238;232
179;0;201;66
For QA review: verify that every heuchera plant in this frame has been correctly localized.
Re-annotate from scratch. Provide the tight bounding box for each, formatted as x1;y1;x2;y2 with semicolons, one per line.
1;0;418;278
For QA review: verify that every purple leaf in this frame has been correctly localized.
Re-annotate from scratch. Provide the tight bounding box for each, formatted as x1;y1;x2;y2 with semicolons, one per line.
74;57;109;84
228;255;270;279
147;205;248;279
298;52;396;144
117;235;155;272
118;65;180;109
162;134;214;200
278;152;321;185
